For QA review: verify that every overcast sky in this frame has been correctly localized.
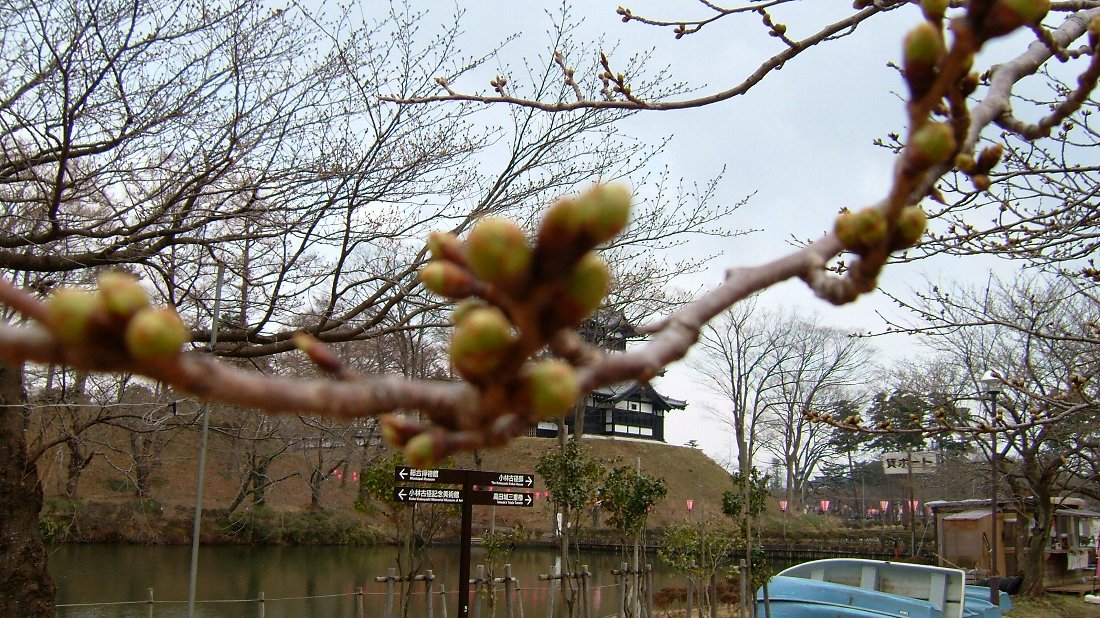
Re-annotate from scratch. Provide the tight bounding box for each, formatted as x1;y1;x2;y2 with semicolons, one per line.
392;1;1035;468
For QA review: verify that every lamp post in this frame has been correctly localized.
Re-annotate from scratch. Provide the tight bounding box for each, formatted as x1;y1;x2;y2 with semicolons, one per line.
981;370;1001;606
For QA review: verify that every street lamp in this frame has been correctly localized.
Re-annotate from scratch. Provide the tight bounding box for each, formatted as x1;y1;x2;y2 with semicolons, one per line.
980;369;1001;606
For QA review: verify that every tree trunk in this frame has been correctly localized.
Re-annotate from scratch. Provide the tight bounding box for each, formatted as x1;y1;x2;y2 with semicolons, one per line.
63;438;93;498
1019;493;1053;597
0;361;55;617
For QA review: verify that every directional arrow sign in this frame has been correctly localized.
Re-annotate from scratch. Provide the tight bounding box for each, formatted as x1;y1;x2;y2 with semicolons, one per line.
468;490;534;508
394;467;535;489
469;471;535;488
393;486;464;504
394;467;467;484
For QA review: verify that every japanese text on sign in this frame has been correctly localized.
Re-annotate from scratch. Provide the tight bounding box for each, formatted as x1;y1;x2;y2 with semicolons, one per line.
882;451;937;475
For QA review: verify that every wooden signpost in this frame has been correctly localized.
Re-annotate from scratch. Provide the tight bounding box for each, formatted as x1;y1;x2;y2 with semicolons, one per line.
394;466;535;618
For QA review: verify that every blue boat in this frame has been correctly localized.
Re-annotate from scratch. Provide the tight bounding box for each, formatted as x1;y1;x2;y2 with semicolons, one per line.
756;559;1011;618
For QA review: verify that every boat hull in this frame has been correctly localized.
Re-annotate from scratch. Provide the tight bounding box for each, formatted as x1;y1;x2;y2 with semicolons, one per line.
756;559;1010;618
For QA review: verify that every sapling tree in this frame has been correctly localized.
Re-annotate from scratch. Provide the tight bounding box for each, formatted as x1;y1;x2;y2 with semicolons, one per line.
657;519;743;617
534;438;607;617
599;465;667;617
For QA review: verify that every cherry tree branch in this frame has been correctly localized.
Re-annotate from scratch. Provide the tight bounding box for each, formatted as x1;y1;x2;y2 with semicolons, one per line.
380;3;905;112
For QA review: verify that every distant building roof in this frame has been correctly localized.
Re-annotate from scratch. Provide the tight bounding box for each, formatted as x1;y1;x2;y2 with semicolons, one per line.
592;382;687;410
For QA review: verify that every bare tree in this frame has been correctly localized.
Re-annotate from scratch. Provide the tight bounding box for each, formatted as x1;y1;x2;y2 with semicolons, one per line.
692;297;797;477
758;316;874;511
883;274;1099;594
0;0;1098;612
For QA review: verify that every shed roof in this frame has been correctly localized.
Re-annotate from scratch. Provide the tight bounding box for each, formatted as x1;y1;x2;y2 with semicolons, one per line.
943;508;991;521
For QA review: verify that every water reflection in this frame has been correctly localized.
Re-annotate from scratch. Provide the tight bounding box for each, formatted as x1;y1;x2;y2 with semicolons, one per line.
50;544;681;617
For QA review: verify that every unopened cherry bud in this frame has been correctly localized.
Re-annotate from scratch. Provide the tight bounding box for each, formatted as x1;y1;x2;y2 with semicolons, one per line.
920;0;948;20
954;154;977;174
977;144;1004;171
834;209;861;251
983;0;1050;37
46;288;99;343
895;206;928;248
577;184;631;244
853;208;888;247
451;298;487;326
380;414;421;447
418;261;476;299
522;360;580;419
903;22;944;99
972;174;992;191
560;252;610;324
538;197;583;251
124;307;189;360
465;217;532;289
450;307;516;379
404;432;439;469
907;122;956;170
426;231;464;263
97;272;149;319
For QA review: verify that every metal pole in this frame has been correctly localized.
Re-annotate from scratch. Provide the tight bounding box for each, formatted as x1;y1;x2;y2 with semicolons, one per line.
187;263;223;618
257;591;265;618
459;472;473;618
989;389;1000;605
147;587;154;618
355;586;364;618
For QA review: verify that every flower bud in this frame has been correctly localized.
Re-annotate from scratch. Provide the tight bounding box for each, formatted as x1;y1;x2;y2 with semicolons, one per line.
983;0;1050;37
834;209;862;251
465;217;532;289
558;252;610;325
920;0;948;20
451;298;487;327
124;307;189;360
853;208;888;248
450;307;516;379
906;122;956;171
577;184;632;244
380;414;421;447
521;360;580;419
45;288;99;343
426;231;464;263
894;206;928;248
97;272;149;319
903;22;943;99
538;197;583;254
954;154;977;174
404;432;439;469
977;144;1004;171
418;261;476;299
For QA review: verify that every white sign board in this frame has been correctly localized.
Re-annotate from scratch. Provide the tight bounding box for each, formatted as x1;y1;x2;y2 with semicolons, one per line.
882;451;937;475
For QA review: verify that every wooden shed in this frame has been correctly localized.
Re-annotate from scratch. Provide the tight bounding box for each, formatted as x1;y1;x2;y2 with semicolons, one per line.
928;497;1100;590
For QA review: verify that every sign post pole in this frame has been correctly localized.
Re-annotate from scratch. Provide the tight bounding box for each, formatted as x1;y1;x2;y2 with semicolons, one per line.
458;471;472;618
394;467;535;618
